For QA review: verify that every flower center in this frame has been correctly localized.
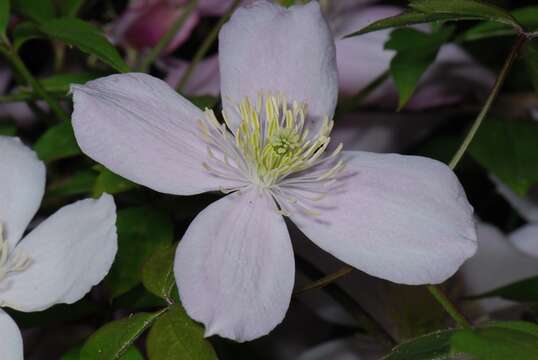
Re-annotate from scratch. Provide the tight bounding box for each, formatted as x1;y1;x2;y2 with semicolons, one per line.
0;223;31;291
198;94;343;188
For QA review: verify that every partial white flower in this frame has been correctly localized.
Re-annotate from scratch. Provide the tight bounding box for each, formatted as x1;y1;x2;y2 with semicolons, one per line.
71;1;477;342
0;136;117;359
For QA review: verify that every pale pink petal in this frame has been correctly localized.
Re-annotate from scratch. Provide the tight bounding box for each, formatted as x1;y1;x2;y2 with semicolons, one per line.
0;195;117;312
509;224;538;258
163;55;220;96
0;309;23;360
285;151;477;285
175;189;294;341
219;1;337;131
111;0;200;52
71;73;242;196
461;222;538;312
0;137;45;249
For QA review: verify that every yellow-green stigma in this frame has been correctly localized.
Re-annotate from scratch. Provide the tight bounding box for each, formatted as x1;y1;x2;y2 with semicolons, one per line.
198;94;343;188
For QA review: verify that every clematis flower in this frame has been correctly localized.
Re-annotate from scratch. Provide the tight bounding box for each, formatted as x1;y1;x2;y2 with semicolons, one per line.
0;136;117;358
70;1;477;341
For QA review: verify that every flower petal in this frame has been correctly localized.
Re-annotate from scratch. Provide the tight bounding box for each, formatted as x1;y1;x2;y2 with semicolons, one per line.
175;189;294;341
285;151;477;285
509;224;538;258
0;136;45;249
71;73;241;196
0;309;23;360
0;194;117;312
219;1;337;131
461;222;538;312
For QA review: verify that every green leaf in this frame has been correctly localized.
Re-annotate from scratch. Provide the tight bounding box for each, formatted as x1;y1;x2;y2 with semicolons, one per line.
188;95;218;110
113;285;168;311
34;121;81;162
345;10;472;38
382;329;455;360
469;118;538;196
147;304;218;360
59;0;86;17
11;0;56;23
81;311;166;360
13;72;99;98
467;276;538;302
107;207;174;298
385;27;453;108
93;166;137;197
0;0;9;35
63;345;143;360
451;321;538;360
47;169;97;198
0;124;17;136
12;21;41;50
38;18;129;73
142;244;177;301
462;6;538;41
409;0;520;28
523;42;538;93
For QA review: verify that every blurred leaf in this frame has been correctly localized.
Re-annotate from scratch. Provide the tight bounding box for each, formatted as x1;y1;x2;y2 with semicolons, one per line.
345;10;471;38
188;95;218;110
0;0;9;35
59;0;86;17
12;72;99;99
523;42;538;93
463;6;538;41
385;27;453;108
34;121;81;162
107;207;174;298
469;118;538;196
12;21;41;50
409;0;520;28
0;124;17;136
147;304;218;360
382;329;455;360
47;169;97;198
11;0;55;23
38;17;129;73
142;244;177;301
8;300;99;329
450;321;538;359
113;285;168;311
81;311;166;360
93;166;137;197
467;276;538;302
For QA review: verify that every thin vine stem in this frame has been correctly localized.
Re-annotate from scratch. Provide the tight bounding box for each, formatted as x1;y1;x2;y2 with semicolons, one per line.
0;45;69;122
137;0;198;73
176;0;241;92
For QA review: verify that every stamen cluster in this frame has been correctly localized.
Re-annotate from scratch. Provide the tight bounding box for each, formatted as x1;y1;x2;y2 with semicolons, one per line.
0;223;31;287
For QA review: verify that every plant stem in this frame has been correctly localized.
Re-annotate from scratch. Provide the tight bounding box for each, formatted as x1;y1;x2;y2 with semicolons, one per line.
294;265;353;295
137;0;198;73
176;0;241;92
447;33;527;170
0;45;69;122
426;285;470;329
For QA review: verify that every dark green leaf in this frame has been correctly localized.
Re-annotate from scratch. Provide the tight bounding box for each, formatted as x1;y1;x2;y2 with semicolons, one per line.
11;0;55;23
147;304;218;360
34;121;81;162
409;0;520;28
382;329;455;360
64;345;143;360
0;0;9;35
469;118;538;195
93;166;137;197
107;207;174;298
467;276;538;302
113;285;168;311
8;300;99;329
142;244;177;301
0;124;17;136
39;18;129;73
462;6;538;41
80;311;166;360
386;27;453;108
12;21;41;50
523;42;538;93
59;0;86;17
47;169;97;198
188;95;218;110
450;321;538;360
345;10;473;38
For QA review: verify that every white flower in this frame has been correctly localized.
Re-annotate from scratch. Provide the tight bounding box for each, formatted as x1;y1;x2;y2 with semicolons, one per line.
70;0;477;342
0;136;117;359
